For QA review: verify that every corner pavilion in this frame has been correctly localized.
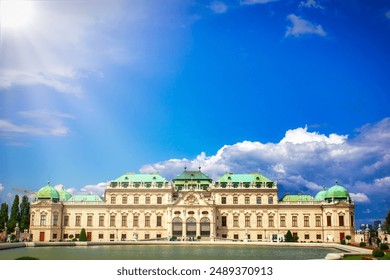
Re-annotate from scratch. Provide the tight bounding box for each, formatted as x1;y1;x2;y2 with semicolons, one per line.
29;170;355;243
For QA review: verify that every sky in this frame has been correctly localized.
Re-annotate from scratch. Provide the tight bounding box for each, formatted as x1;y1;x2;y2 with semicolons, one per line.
0;0;389;226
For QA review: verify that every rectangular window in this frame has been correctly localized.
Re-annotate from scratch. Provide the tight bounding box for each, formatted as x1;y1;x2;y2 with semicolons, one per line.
157;234;162;239
305;234;310;240
157;216;162;227
351;215;354;227
87;215;93;227
145;234;150;240
339;215;344;226
280;216;286;227
121;234;126;240
133;216;139;227
75;215;81;227
257;234;262;240
145;216;150;227
98;234;104;239
221;197;227;204
63;233;68;239
157;196;162;204
145;197;151;204
64;216;69;226
53;215;58;226
233;197;238;204
268;196;273;204
268;216;274;227
316;234;322;240
304;216;309;227
52;233;57;240
134;197;139;204
75;234;80;239
122;215;127;227
233;216;239;227
316;216;321;227
327;215;332;226
122;196;128;204
99;216;104;227
110;234;115;240
245;196;250;204
221;216;227;227
111;196;116;204
245;216;251;227
40;215;46;226
234;234;239;240
110;215;115;227
292;216;298;227
256;196;262;204
257;216;262;227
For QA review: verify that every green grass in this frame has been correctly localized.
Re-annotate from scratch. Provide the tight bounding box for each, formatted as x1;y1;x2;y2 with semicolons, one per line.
342;252;390;260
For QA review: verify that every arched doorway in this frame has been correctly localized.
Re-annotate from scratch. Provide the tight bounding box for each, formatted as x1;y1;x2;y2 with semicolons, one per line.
200;217;210;237
172;217;182;237
186;217;196;237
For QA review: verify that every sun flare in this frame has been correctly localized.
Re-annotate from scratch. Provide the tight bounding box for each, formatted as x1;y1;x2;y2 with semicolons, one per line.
0;0;34;29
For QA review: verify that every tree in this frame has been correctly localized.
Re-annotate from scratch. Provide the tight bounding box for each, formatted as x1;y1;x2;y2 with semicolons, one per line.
79;228;87;241
285;230;294;242
19;195;30;231
384;209;390;233
0;202;8;230
7;195;20;233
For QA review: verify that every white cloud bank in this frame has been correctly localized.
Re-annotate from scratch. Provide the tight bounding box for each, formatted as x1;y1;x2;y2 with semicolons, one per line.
299;0;324;9
285;14;326;37
141;118;390;208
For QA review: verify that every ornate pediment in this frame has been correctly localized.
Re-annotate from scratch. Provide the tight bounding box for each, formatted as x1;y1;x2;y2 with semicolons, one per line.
172;191;211;206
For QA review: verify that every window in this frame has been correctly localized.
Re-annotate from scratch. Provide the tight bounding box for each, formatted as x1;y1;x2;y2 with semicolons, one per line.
122;215;127;227
121;234;126;240
316;234;322;240
134;197;139;204
40;215;46;226
256;196;262;204
156;234;162;239
110;215;115;227
98;233;104;239
75;215;81;227
233;197;238;204
157;197;162;204
245;196;250;204
221;216;227;227
268;216;274;227
52;233;57;239
305;234;310;240
327;215;332;226
145;234;150;240
122;196;128;204
292;216;298;227
145;197;151;204
304;216;309;227
31;214;35;226
257;216;262;227
87;215;93;227
99;216;104;227
133;216;139;227
110;234;115;240
245;216;251;227
280;216;286;227
75;234;80;239
111;196;116;204
268;196;273;204
64;216;69;226
145;216;150;227
257;234;263;240
351;215;354;227
234;234;239;240
221;197;227;204
63;233;68;239
53;214;58;226
339;215;344;226
157;216;162;227
233;216;239;227
316;216;321;227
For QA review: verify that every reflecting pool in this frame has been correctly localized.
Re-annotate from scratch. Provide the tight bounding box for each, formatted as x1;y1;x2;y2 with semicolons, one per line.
0;244;342;260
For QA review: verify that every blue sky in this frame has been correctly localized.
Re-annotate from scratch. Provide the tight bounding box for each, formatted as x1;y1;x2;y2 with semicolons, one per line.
0;0;389;226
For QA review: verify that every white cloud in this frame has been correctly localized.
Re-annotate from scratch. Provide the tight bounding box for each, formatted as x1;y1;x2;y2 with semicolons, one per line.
141;118;390;206
80;182;108;196
0;110;74;138
210;1;228;14
350;193;370;203
0;183;4;192
285;14;326;37
240;0;277;5
299;0;324;9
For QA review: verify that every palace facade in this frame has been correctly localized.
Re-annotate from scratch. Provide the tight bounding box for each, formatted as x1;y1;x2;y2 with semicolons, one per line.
29;170;355;243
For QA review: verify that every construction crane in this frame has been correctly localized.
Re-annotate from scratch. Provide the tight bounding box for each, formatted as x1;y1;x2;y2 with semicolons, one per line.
11;188;36;195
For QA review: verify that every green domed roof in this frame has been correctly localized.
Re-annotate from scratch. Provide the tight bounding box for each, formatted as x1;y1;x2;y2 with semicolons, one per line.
36;182;60;200
324;183;349;199
314;188;327;201
58;187;72;201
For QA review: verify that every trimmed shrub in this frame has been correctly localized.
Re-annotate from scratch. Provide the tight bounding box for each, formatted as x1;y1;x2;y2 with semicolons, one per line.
360;242;366;247
380;243;389;250
79;228;87;241
340;239;346;245
372;249;385;258
15;256;39;260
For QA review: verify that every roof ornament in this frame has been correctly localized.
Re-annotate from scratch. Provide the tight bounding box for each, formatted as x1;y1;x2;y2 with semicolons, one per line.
184;165;187;171
198;166;201;171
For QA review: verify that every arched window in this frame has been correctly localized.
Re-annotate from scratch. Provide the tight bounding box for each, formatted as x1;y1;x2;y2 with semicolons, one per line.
172;217;182;237
186;217;196;237
200;217;210;237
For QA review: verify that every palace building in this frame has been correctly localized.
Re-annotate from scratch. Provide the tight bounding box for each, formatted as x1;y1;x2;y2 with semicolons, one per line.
29;170;355;243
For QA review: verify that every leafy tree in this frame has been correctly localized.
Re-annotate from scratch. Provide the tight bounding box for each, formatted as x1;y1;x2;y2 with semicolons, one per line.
19;195;30;231
285;230;294;242
0;202;8;230
7;195;20;233
385;209;390;233
79;228;87;241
